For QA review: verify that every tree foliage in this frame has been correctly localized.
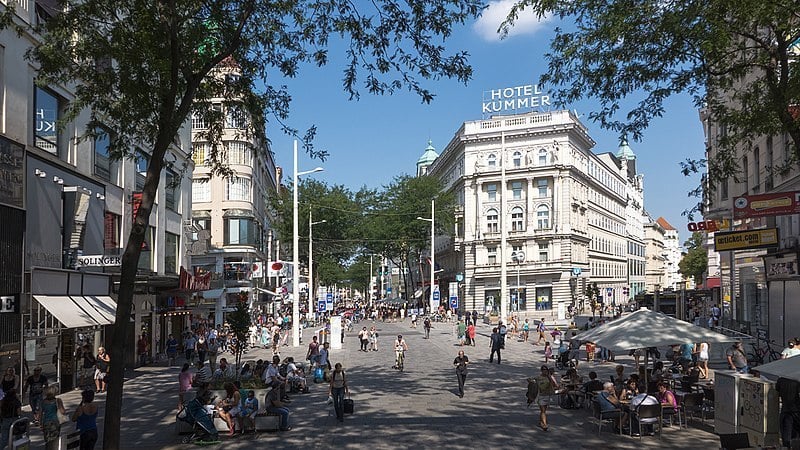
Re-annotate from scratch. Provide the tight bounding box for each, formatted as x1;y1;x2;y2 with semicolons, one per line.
679;232;708;285
25;0;483;446
502;0;800;215
226;292;252;372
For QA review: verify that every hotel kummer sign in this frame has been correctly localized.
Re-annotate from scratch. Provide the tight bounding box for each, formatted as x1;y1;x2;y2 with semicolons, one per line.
0;136;24;208
733;191;800;219
482;83;552;115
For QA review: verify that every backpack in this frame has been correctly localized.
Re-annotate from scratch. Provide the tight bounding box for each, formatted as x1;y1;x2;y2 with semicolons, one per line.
526;377;539;406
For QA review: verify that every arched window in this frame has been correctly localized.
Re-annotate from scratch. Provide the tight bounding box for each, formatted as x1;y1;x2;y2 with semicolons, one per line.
486;208;499;233
487;153;497;168
536;205;550;229
513;151;522;167
538;148;548;165
511;207;525;231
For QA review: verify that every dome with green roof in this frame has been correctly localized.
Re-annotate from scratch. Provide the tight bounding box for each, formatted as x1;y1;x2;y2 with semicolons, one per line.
417;140;439;166
616;139;636;160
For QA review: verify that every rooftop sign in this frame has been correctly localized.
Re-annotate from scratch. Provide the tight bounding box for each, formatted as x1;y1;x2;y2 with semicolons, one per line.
482;84;551;115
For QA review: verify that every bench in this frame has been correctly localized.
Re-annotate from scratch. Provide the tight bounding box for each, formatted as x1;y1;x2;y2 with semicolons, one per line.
254;410;283;432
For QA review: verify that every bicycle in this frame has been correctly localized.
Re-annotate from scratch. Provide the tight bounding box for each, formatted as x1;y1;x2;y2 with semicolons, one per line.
394;350;405;372
747;339;782;366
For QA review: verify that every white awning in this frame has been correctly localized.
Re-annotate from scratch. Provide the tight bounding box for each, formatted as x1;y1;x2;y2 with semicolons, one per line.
88;296;118;323
70;296;113;325
33;295;99;329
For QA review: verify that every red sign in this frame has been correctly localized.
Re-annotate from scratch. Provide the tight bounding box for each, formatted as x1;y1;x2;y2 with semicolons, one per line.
687;220;719;232
733;191;800;219
179;266;212;291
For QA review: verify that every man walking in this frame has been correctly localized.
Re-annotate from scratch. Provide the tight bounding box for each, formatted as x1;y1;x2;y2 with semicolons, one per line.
423;317;432;339
726;341;749;374
489;328;502;364
453;350;469;398
358;327;369;352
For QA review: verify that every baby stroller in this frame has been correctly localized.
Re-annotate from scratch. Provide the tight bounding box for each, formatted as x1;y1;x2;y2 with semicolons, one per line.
177;397;220;444
555;349;575;370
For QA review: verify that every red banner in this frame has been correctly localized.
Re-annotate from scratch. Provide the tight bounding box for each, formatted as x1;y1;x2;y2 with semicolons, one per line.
733;191;800;219
179;267;212;291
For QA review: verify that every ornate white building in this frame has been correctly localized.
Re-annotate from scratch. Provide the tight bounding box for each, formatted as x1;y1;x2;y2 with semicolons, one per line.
425;110;628;318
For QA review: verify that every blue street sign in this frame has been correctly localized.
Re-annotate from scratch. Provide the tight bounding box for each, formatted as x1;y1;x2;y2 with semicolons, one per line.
326;293;333;302
318;300;326;312
433;287;440;302
386;287;392;294
449;296;458;309
572;268;582;276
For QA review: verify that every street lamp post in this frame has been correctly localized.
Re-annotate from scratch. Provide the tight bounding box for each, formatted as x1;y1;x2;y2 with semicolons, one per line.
416;198;435;314
292;140;323;347
308;211;326;324
511;251;525;312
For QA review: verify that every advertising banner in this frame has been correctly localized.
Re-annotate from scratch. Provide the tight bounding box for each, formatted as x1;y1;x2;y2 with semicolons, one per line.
714;228;779;252
733;191;800;219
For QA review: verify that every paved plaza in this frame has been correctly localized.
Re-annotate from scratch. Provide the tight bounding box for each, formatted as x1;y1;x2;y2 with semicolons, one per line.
29;317;725;449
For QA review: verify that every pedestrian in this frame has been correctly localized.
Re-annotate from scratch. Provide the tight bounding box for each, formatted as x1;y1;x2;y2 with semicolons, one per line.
0;388;21;450
165;334;178;367
40;385;66;450
711;303;721;327
411;312;418;328
697;342;710;379
522;319;530;343
368;326;378;351
544;342;553;363
457;319;466;346
534;365;558;431
306;336;321;367
423;317;432;339
535;318;547;345
78;345;96;388
329;363;349;423
265;381;292;431
71;389;99;449
726;341;749;374
178;363;193;411
776;377;800;449
184;333;197;364
137;334;149;367
453;350;469;398
489;327;502;364
1;368;18;395
471;310;478;328
467;322;476;346
358;327;369;352
24;366;48;424
94;347;110;393
196;336;208;365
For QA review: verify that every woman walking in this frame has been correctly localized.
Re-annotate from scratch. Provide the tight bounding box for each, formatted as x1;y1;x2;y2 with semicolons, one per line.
697;342;710;379
329;363;349;423
453;350;469;398
41;385;66;450
0;389;21;450
534;365;559;431
71;389;99;449
177;363;193;411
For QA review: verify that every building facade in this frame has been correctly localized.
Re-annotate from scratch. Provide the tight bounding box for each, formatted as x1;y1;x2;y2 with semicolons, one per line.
189;63;279;325
426;110;630;319
617;141;647;299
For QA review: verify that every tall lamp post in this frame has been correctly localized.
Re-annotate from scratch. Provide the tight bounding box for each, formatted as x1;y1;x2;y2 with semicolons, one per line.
292;140;323;347
416;198;435;314
308;211;326;323
511;250;525;312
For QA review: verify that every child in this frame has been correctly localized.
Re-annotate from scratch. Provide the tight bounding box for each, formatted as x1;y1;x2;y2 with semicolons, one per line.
544;341;553;363
586;341;596;362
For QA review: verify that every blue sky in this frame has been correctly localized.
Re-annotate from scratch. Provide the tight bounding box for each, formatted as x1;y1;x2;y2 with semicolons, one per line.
270;0;704;241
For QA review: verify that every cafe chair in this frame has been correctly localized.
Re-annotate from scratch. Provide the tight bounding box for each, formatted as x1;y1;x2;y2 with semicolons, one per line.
631;404;662;440
592;400;623;435
718;432;750;450
681;392;705;426
701;386;715;420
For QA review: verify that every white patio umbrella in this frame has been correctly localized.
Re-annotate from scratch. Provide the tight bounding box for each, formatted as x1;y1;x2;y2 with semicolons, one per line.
573;308;736;383
753;356;800;382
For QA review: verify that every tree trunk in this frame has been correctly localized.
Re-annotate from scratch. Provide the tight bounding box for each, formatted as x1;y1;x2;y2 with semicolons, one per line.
102;131;170;450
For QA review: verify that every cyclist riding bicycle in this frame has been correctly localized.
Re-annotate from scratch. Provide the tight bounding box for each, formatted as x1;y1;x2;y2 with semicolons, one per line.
394;335;408;369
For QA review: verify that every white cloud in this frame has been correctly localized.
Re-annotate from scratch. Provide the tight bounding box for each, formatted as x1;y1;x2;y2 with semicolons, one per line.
473;0;550;42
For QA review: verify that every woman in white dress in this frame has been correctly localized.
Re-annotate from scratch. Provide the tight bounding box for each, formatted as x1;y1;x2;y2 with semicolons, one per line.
697;342;709;379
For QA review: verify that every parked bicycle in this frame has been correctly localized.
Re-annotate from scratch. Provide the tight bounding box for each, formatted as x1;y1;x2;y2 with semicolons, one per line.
747;339;782;366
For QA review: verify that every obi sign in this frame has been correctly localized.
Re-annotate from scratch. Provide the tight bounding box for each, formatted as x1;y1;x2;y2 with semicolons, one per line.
482;84;551;114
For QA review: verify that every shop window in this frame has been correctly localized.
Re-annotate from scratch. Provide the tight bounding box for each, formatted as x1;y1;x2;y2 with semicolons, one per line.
535;286;552;310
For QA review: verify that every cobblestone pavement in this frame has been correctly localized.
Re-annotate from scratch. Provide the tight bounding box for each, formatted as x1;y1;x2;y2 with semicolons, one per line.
27;318;724;449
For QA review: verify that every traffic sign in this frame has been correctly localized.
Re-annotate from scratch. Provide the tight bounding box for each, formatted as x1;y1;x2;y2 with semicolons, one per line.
386;287;392;294
318;300;326;312
433;287;440;302
449;296;458;309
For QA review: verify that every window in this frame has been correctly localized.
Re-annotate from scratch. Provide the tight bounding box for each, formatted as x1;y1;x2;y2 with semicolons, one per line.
486;209;499;233
225;141;251;165
511;181;523;200
511;207;524;231
137;227;154;271
192;217;211;241
225;106;247;129
226;176;251;201
225;217;257;246
165;169;178;211
34;87;61;155
535;286;552;310
512;245;523;257
191;113;206;130
165;232;178;274
765;137;774;190
104;212;120;250
487;246;497;265
487;183;497;201
513;151;522;167
720;178;729;200
537;179;548;198
538;148;548;165
742;156;749;193
536;205;550;229
192;179;210;203
94;127;116;183
192;143;208;166
487;153;497;168
135;149;149;191
538;242;549;261
753;147;760;191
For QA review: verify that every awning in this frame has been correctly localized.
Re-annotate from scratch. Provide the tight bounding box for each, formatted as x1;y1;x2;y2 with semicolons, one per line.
255;287;279;296
70;296;113;325
33;295;99;329
83;296;118;324
198;288;226;300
